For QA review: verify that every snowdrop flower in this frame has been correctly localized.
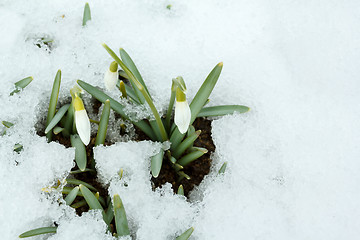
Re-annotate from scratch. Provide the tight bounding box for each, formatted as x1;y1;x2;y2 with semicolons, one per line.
104;61;118;91
174;87;191;134
74;95;90;145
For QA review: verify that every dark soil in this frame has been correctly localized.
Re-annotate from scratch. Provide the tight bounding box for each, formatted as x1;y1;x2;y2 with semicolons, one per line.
36;99;214;208
150;118;215;196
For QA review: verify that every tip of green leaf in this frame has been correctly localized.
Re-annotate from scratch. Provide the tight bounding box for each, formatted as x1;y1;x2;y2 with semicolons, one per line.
218;62;223;67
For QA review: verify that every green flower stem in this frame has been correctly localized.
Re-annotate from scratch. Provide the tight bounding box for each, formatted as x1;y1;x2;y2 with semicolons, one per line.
95;99;110;146
46;70;61;142
172;130;201;159
170;63;223;150
19;227;57;238
104;200;114;225
102;44;168;141
62;101;74;137
165;84;176;132
177;147;208;166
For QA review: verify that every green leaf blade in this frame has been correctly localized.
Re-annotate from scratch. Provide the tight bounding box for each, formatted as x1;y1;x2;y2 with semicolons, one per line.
176;227;194;240
45;104;70;134
95;99;111;146
151;149;164;178
197;105;249;117
172;130;201;159
64;186;79;205
82;3;91;26
113;194;130;236
46;70;61;142
177;147;207;166
79;184;103;210
189;63;223;123
77;80;156;140
70;134;87;171
19;227;57;238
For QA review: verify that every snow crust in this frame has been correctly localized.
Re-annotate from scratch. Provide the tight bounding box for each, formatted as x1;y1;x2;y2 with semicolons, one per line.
1;0;360;239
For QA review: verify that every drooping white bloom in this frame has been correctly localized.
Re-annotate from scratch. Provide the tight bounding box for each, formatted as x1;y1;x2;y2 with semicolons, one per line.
74;96;91;145
104;61;118;91
174;88;191;134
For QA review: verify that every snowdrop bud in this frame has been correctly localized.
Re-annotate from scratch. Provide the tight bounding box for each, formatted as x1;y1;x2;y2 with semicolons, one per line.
104;61;118;91
174;88;191;134
74;95;91;145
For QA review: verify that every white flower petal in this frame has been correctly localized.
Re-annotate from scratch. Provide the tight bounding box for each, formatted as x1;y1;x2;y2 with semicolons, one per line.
104;69;118;91
75;109;91;145
174;100;191;134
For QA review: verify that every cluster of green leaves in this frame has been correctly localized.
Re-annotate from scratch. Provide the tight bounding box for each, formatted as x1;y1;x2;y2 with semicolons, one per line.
78;43;249;181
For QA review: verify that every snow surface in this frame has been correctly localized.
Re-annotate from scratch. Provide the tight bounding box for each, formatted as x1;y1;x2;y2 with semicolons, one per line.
1;0;360;239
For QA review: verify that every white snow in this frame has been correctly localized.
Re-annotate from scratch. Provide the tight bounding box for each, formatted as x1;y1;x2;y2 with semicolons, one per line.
1;0;360;239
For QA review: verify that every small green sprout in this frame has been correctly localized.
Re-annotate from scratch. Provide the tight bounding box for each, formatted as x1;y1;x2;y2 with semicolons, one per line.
176;227;194;240
10;76;33;96
82;3;91;26
19;227;57;238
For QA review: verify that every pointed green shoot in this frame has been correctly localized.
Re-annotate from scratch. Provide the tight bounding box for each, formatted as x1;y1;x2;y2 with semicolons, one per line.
120;48;150;103
104;200;114;225
2;121;14;128
102;44;168;141
176;227;194;240
14;143;23;153
95;100;110;146
177;147;207;166
45;104;70;134
119;81;127;98
79;184;103;210
71;168;95;174
19;227;57;238
113;194;130;236
71;199;87;208
177;171;191;180
218;162;227;174
77;80;155;140
53;126;64;134
172;130;201;159
197;105;250;117
170;63;222;149
46;70;61;142
116;81;140;104
66;178;97;192
64;186;79;205
82;3;91;26
70;134;87;171
151;149;164;178
177;185;184;196
10;76;33;96
189;63;223;122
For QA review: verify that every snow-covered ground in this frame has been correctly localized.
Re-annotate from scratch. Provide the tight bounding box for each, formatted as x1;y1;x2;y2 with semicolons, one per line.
1;0;360;239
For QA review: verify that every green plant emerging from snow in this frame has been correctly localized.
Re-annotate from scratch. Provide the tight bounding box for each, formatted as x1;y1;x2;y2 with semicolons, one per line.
16;3;249;239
